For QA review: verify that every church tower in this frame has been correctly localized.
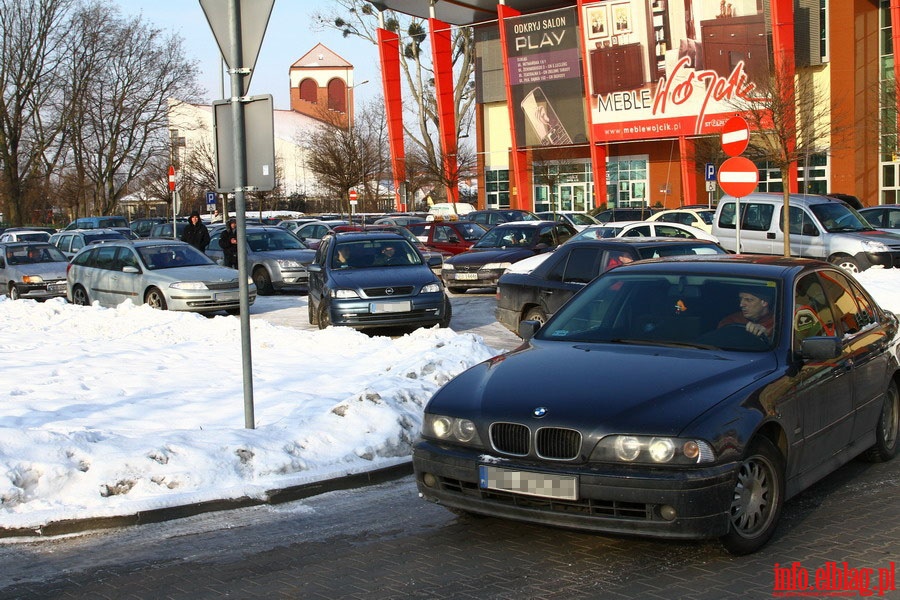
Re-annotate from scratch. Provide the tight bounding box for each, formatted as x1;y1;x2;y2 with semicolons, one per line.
289;44;357;129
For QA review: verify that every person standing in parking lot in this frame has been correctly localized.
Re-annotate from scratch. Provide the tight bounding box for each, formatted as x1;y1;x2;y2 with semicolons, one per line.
181;211;210;251
219;218;238;268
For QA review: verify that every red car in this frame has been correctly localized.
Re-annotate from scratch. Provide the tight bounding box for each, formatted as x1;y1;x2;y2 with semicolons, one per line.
407;221;487;255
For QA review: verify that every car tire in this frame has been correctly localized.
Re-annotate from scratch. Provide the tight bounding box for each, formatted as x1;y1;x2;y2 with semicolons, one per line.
145;287;168;310
448;286;467;294
317;302;331;330
225;308;240;316
439;296;452;328
72;285;90;306
8;284;19;300
308;298;318;326
252;267;274;295
720;437;785;556
523;307;548;327
861;379;899;462
829;254;861;273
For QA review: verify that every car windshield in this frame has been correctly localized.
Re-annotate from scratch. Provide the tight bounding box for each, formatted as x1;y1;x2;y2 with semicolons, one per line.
810;203;873;233
568;226;621;242
332;239;422;269
246;229;308;252
6;244;67;264
537;272;779;352
85;232;127;243
456;222;487;240
696;210;715;225
138;244;215;270
474;226;534;248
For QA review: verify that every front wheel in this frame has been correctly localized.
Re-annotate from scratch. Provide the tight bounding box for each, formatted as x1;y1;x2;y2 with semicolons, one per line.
72;285;90;306
8;284;19;300
308;298;319;326
862;380;899;462
830;254;861;273
145;287;168;310
317;302;331;330
253;267;274;295
439;296;452;328
720;437;785;555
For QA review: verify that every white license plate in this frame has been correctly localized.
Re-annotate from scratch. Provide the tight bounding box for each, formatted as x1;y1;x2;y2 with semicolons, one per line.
455;273;478;280
215;291;239;301
479;465;578;500
371;301;412;313
48;283;66;293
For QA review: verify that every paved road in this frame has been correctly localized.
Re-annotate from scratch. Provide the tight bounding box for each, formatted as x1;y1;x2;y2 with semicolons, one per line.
0;457;896;599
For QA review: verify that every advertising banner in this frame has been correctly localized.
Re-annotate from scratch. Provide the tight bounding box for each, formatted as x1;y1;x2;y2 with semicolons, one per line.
581;0;768;141
503;7;588;148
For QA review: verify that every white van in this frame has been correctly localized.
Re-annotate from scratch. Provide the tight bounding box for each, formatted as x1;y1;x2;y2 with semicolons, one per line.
427;202;475;221
711;192;900;272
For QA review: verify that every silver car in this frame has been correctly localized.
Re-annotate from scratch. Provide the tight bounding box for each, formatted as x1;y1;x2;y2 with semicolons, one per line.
206;226;315;294
0;242;69;300
49;228;129;260
67;240;256;314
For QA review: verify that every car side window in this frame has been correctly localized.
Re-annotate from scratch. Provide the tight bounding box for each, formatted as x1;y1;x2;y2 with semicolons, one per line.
562;248;603;283
72;236;84;251
656;225;690;238
434;226;450;242
623;225;651;237
819;270;875;335
781;206;820;237
314;236;330;265
553;224;573;244
94;246;118;270
116;247;139;270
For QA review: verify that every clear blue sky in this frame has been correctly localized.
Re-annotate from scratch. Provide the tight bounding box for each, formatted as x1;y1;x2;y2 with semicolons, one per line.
119;1;381;110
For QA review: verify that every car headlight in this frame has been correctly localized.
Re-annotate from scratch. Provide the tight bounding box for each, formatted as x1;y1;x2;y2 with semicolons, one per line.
276;259;303;268
22;275;44;284
331;288;360;299
594;435;715;465
170;281;208;290
862;239;890;253
423;414;483;445
442;263;455;271
421;282;441;293
483;262;512;270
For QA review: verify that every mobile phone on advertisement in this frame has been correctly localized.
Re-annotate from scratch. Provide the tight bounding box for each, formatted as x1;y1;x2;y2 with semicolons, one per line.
520;87;573;146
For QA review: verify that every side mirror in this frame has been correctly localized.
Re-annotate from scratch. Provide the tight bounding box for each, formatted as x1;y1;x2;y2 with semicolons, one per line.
308;263;322;273
122;266;139;274
800;336;842;361
448;235;460;243
518;319;541;340
427;255;442;267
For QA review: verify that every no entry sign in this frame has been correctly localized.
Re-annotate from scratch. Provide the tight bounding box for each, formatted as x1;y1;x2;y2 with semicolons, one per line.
718;156;759;198
721;116;750;157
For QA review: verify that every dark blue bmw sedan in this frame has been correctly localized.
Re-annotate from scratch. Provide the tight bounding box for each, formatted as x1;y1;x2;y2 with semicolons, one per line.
307;231;451;331
413;255;900;554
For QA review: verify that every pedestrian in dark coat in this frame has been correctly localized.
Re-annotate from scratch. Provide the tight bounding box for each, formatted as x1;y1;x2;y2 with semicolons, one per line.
219;218;239;268
181;211;210;251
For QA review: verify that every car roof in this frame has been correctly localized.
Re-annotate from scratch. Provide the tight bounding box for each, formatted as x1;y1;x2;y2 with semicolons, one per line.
614;253;822;275
563;238;721;249
332;231;407;242
53;228;125;235
0;241;56;248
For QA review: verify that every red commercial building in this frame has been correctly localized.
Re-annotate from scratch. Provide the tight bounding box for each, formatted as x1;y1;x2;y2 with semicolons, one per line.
373;0;899;212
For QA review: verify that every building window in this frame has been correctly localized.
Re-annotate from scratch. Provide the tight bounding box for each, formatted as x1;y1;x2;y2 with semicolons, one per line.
299;79;317;103
606;156;649;209
755;154;829;195
880;1;899;204
485;169;509;209
327;79;347;113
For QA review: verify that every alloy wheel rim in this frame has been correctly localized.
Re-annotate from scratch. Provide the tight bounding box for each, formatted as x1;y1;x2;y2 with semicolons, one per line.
729;456;775;537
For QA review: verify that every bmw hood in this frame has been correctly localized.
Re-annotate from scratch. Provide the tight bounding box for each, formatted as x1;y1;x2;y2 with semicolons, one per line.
426;342;778;436
447;248;536;266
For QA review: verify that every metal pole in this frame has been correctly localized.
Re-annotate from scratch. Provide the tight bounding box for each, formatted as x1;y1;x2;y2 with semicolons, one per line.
229;0;255;429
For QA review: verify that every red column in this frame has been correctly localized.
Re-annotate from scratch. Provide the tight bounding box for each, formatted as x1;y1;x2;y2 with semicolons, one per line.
497;4;531;210
771;0;798;193
679;136;697;206
891;0;900;142
377;27;406;211
429;17;459;202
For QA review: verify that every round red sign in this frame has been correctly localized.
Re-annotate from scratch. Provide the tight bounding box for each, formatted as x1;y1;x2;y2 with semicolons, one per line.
349;189;358;201
721;116;750;157
717;156;759;198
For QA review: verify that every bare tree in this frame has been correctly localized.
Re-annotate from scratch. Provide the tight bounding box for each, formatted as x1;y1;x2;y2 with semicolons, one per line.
302;99;388;215
62;1;202;217
728;56;837;256
0;0;77;225
312;1;476;200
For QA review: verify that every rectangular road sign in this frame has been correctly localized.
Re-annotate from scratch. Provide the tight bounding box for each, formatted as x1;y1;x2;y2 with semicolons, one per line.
213;94;275;192
705;163;716;181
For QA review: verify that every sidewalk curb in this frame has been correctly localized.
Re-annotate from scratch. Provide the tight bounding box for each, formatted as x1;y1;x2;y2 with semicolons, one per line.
0;462;413;539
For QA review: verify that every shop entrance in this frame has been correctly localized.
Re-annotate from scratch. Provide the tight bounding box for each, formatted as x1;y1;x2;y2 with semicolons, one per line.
558;183;589;212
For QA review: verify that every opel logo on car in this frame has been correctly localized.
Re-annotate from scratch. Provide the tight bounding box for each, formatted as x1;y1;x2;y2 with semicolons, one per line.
533;407;547;418
386;287;395;295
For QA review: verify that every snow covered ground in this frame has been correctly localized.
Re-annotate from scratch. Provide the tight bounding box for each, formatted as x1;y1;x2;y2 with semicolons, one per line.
0;268;897;532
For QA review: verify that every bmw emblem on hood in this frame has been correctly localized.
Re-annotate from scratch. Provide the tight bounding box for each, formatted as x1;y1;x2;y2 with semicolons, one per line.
532;407;547;418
